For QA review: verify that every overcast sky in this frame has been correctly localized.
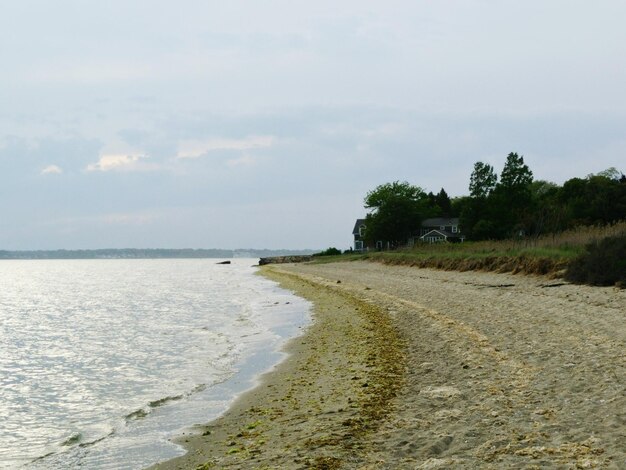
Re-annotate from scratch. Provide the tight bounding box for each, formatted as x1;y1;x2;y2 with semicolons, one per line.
2;1;625;250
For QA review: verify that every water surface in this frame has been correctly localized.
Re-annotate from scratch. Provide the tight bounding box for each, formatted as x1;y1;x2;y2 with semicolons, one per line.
0;259;309;468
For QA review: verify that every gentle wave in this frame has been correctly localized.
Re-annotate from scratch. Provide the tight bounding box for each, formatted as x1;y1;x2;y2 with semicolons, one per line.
0;259;310;469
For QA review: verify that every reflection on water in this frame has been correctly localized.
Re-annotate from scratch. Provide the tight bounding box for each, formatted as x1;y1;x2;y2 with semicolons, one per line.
0;259;309;469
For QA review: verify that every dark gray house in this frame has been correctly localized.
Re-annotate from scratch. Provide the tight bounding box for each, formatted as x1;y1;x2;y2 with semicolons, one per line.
352;218;367;252
411;217;465;244
354;216;464;251
352;219;387;251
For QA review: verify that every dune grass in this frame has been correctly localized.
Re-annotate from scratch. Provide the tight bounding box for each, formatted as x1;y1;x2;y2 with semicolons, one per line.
314;221;626;278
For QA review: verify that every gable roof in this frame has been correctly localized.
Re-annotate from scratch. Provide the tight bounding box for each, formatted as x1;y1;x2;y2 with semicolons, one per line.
352;218;367;235
422;217;460;228
420;229;456;239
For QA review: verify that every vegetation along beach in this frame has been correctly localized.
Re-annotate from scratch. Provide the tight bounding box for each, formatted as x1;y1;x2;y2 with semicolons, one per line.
152;258;626;469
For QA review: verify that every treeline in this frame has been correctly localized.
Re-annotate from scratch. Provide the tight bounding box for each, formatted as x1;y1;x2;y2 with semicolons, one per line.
456;153;626;240
363;152;626;244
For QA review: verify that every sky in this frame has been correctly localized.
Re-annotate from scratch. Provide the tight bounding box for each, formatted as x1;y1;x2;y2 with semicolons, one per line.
2;1;626;250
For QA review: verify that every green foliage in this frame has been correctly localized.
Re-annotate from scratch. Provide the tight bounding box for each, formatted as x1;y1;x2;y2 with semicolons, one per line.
469;162;497;198
499;152;533;190
462;152;535;240
528;180;567;236
426;188;453;216
314;247;342;256
434;188;452;216
361;157;625;247
494;153;534;235
559;174;626;226
594;167;621;180
565;235;626;287
364;181;426;209
364;181;431;247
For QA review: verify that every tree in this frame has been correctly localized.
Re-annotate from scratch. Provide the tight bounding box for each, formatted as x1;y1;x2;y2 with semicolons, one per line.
528;180;564;236
363;181;430;247
364;181;426;209
463;153;535;240
434;188;452;216
559;173;626;226
462;162;498;239
469;162;497;198
491;152;534;237
499;152;533;190
594;167;620;180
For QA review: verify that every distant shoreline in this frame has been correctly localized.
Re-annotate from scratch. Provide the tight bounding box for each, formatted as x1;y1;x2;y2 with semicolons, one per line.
0;248;318;260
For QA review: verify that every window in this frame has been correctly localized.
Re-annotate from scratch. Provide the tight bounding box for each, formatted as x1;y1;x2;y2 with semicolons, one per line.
359;225;366;237
452;225;458;233
355;241;363;251
440;226;445;230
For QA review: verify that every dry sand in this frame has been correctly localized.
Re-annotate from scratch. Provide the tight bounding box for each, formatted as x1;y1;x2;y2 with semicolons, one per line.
151;261;626;469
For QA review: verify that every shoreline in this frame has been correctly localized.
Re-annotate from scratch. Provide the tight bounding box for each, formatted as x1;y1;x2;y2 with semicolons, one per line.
149;265;405;469
151;261;626;468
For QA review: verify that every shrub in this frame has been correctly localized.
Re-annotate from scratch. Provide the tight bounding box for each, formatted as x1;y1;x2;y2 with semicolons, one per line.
314;247;342;257
565;235;626;287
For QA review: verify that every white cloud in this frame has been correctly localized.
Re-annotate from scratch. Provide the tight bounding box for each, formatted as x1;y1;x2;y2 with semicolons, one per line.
86;154;146;172
41;164;63;175
177;135;275;159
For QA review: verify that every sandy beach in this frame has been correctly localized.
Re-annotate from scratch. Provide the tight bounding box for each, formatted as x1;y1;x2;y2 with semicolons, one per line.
151;261;626;469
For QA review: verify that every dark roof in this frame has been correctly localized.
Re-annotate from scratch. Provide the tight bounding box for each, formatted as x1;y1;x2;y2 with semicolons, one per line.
352;218;366;235
422;217;460;228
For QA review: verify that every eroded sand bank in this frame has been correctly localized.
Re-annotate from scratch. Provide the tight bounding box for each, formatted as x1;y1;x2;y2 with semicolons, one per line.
151;261;626;469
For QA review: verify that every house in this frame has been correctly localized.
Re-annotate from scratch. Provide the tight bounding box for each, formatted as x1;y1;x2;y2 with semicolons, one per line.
412;217;465;244
352;219;388;251
352;218;367;251
353;217;464;251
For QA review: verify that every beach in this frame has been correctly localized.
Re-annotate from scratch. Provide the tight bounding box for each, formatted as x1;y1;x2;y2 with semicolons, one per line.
151;261;626;469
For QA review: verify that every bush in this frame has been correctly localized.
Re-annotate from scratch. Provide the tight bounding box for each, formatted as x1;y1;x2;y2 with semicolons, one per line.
565;235;626;287
314;247;342;257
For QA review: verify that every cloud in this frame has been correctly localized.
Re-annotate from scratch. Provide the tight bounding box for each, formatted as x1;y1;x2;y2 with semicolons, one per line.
86;154;147;172
176;135;275;159
41;164;63;175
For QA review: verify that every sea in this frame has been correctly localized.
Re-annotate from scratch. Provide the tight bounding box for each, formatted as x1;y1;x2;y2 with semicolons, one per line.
0;258;311;469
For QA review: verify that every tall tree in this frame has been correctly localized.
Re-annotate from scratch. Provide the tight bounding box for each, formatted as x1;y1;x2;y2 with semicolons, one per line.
492;152;534;237
499;152;533;190
363;181;430;247
462;162;498;239
463;153;535;240
469;162;497;198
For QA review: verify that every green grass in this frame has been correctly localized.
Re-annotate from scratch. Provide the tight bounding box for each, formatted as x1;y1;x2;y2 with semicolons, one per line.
313;242;583;265
312;222;626;277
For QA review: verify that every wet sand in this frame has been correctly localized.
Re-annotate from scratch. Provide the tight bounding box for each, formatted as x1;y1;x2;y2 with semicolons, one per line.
151;261;626;469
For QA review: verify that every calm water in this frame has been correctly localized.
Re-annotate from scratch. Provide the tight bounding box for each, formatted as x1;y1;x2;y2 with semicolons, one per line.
0;259;310;469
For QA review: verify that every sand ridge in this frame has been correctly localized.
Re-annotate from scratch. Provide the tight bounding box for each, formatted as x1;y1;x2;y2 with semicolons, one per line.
151;261;626;469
